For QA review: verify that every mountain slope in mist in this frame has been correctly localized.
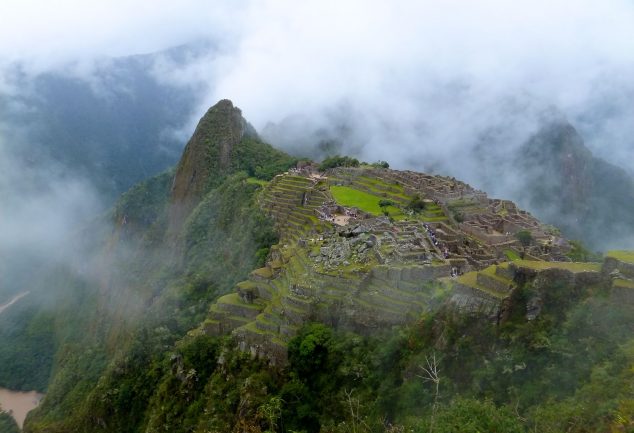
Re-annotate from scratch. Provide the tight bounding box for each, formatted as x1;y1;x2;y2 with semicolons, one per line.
0;43;206;200
0;43;207;303
479;120;634;250
0;100;294;431
2;100;632;433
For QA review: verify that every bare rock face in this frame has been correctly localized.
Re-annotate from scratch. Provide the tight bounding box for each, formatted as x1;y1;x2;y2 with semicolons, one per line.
168;99;255;233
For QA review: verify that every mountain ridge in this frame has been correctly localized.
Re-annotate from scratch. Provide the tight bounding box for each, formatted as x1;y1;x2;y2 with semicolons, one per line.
4;100;634;433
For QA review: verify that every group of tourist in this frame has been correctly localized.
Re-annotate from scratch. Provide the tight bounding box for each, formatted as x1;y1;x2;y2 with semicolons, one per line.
423;222;451;259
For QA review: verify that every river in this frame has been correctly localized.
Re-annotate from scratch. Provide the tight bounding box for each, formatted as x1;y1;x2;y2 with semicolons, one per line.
0;291;43;429
0;292;30;315
0;388;44;429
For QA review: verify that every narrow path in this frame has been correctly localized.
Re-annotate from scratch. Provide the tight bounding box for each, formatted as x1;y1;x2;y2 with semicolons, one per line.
0;291;30;315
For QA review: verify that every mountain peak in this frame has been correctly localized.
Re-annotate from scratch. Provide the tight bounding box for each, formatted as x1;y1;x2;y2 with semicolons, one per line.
168;99;255;232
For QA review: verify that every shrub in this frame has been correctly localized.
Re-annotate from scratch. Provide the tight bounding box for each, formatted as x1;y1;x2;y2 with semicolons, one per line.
371;160;390;169
430;398;525;433
406;195;426;213
516;230;533;247
319;155;360;171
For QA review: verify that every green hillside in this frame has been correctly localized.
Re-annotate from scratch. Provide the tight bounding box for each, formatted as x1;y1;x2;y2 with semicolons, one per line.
1;101;633;433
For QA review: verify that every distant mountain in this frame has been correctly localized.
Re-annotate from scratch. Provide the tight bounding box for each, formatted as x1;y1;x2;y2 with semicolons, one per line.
0;43;208;200
510;120;634;249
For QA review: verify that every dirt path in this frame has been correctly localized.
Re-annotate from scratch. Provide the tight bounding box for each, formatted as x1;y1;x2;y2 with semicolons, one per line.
333;215;351;226
0;292;30;315
0;388;43;429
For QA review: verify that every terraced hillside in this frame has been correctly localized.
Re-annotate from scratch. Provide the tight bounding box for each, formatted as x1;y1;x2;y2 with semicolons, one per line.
198;166;620;365
605;251;634;305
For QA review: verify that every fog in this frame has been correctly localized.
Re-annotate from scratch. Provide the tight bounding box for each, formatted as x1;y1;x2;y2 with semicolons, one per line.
197;1;634;175
1;0;634;286
0;131;103;297
3;0;633;172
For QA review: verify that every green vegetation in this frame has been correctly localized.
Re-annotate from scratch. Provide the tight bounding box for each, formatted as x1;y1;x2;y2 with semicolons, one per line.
607;250;634;264
567;240;602;262
183;173;279;284
513;260;601;273
358;176;407;195
369;160;389;168
20;170;283;432
230;137;297;181
246;177;269;187
456;271;507;299
7;103;634;433
114;169;173;229
0;412;20;433
420;201;448;222
26;277;634;433
504;249;521;261
0;305;55;391
432;398;525;433
516;229;533;247
613;278;634;289
319;155;360;171
330;185;403;218
405;194;426;212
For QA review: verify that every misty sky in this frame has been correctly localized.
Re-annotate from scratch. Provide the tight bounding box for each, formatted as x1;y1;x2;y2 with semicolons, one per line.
1;0;634;267
2;1;633;167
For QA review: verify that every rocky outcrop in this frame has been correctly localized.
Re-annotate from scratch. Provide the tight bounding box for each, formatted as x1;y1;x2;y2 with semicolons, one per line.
168;99;256;233
448;260;605;322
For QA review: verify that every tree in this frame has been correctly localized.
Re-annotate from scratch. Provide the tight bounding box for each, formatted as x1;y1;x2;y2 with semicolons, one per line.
378;199;395;208
406;195;426;213
319;155;360;171
371;160;389;169
258;396;284;433
567;240;601;262
418;353;441;433
515;230;533;247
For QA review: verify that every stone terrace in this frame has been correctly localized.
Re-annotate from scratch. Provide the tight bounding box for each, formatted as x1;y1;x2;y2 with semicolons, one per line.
331;167;569;264
200;167;588;365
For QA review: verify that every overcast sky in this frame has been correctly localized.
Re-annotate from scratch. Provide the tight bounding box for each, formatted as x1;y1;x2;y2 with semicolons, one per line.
2;0;634;171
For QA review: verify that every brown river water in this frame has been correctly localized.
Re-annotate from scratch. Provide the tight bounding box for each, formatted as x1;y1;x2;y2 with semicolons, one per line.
0;292;44;429
0;388;44;429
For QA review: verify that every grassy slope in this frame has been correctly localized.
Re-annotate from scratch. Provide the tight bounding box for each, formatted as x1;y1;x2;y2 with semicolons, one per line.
513;260;601;272
330;185;403;218
607;250;634;264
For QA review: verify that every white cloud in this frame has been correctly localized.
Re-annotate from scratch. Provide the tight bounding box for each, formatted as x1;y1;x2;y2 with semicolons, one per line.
149;0;633;178
0;0;244;73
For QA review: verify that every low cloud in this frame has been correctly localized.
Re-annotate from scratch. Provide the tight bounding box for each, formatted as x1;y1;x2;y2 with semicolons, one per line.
193;1;634;178
0;130;103;294
3;1;633;175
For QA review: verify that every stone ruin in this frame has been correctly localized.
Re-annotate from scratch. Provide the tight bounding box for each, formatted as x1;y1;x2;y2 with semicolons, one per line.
200;166;586;365
326;167;570;269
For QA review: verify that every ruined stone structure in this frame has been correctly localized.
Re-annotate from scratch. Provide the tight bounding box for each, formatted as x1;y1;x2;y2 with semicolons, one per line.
196;166;617;365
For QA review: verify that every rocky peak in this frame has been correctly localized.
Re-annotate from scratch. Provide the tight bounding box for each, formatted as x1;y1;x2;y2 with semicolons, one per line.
517;120;592;222
168;99;256;233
